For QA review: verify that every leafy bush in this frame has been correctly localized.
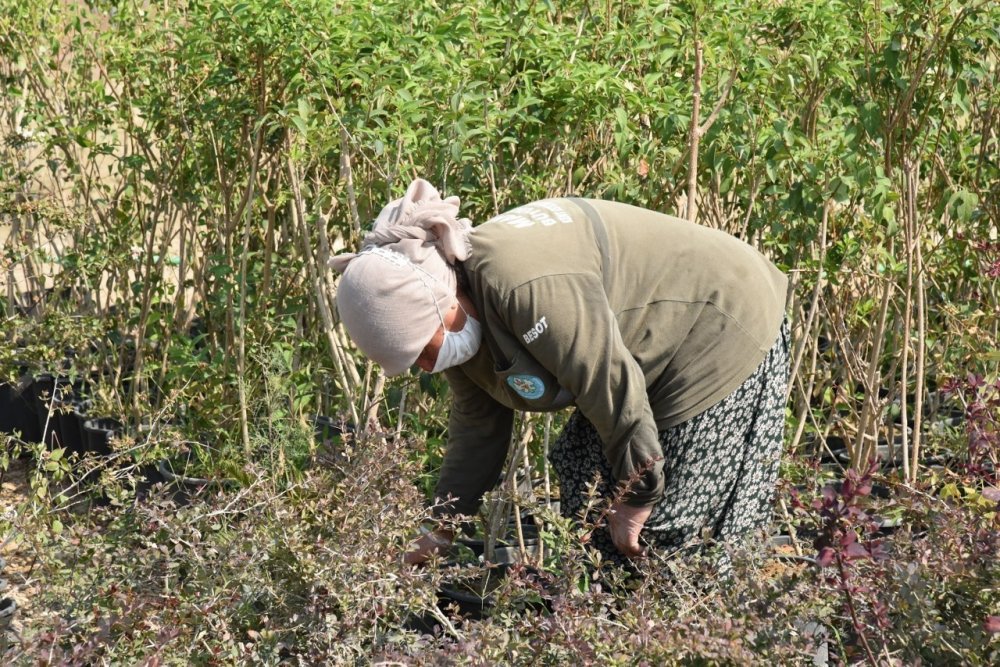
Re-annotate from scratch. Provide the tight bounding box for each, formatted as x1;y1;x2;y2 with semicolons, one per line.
4;427;996;664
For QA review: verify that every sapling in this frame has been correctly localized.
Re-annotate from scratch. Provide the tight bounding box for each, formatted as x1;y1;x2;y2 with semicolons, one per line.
799;459;889;664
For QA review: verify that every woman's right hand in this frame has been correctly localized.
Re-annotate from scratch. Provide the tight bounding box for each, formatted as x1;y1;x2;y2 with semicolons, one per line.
403;526;455;565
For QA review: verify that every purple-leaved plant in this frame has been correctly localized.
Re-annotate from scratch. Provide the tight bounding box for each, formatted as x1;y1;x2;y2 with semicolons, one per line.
940;373;999;481
794;459;889;664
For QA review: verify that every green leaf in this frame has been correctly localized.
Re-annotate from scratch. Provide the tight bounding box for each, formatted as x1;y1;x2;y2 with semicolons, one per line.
939;483;960;500
614;107;628;132
948;190;979;222
576;570;590;594
881;204;896;230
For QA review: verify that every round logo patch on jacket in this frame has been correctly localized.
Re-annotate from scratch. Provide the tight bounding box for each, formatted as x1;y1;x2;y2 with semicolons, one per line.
507;374;545;399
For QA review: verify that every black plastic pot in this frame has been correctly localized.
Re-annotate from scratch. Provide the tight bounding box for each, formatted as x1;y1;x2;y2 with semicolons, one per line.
874;516;904;537
82;417;121;457
312;415;353;445
403;564;504;635
830;479;891;500
457;523;541;563
808;434;847;463
436;563;513;619
927;409;965;435
0;595;15;655
767;535;821;573
833;428;918;469
405;561;552;634
27;372;62;447
805;434;848;473
311;415;355;467
51;390;88;456
770;526;819;547
25;371;89;448
769;533;796;548
0;376;41;443
71;400;91;448
885;389;966;432
135;463;167;501
772;553;819;569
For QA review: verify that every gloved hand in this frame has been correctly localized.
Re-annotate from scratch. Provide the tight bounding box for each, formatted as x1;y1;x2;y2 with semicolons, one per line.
403;526;454;565
608;501;652;557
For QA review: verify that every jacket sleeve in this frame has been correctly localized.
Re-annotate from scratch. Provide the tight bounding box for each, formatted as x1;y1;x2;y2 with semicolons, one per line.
432;367;514;518
501;273;664;506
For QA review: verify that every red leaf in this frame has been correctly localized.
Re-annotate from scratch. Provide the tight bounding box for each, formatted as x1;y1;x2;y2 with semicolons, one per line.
985;616;1000;634
844;542;869;560
817;547;836;567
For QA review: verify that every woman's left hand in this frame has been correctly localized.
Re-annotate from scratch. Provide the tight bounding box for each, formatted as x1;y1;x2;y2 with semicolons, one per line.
608;502;652;557
403;527;455;565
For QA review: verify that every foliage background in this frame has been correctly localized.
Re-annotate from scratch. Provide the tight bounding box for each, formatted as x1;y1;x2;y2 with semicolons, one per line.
0;0;998;664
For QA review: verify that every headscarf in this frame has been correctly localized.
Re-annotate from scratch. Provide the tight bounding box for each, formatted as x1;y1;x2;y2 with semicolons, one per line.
328;178;473;376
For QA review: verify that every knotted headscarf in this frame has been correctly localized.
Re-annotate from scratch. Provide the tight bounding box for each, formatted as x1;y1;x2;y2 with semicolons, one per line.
328;178;473;376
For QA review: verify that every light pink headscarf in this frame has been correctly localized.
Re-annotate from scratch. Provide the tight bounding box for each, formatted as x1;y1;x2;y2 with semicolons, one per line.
328;179;473;376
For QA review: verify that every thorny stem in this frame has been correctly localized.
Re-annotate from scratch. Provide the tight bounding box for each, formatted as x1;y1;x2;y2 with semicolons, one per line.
583;457;660;546
835;553;879;666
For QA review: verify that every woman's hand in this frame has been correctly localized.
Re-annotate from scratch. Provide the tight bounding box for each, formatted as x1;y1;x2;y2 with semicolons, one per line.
403;526;455;565
608;501;652;557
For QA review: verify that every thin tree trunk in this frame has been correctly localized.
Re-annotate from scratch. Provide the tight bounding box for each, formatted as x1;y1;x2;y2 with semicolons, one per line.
286;150;361;427
686;35;703;222
789;202;831;401
900;171;915;481
911;168;926;480
340;127;362;242
853;262;894;468
684;15;736;225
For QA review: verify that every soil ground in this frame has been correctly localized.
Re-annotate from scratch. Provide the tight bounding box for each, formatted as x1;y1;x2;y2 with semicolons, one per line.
760;543;816;580
1;455;40;645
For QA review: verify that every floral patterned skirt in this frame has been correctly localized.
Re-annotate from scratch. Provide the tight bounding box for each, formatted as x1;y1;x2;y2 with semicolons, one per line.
549;320;790;566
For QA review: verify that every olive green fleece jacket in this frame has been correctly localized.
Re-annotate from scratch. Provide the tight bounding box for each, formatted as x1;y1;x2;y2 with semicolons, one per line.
435;198;787;518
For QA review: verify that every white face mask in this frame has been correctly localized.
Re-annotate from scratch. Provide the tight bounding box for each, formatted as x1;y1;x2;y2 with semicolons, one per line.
431;303;482;373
